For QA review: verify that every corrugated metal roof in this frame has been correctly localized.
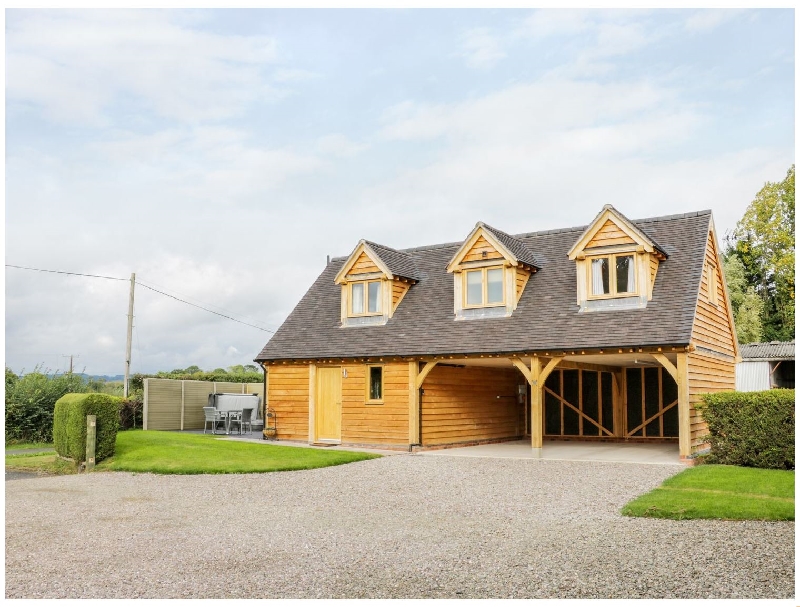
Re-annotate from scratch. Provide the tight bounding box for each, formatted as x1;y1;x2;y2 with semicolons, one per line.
739;340;795;361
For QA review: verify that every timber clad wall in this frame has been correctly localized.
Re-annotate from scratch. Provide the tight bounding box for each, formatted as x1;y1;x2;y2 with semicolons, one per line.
421;365;522;445
463;235;504;262
586;219;635;248
349;252;380;274
688;351;735;449
342;363;409;445
692;231;735;357
267;365;310;441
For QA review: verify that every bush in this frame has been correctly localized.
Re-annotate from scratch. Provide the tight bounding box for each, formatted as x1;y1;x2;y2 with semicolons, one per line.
5;368;87;443
698;389;795;470
53;393;121;464
118;397;143;430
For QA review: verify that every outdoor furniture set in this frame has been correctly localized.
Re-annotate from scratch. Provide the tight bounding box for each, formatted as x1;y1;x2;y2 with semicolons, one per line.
203;393;260;435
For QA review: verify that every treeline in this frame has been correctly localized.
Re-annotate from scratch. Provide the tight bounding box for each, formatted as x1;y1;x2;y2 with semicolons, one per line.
724;165;794;344
129;364;263;392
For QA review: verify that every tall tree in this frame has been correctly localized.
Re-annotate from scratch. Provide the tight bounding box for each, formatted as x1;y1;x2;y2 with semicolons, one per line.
723;253;764;344
729;165;795;341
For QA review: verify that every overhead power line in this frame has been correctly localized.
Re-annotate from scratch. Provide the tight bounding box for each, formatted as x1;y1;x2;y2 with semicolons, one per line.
6;264;275;333
5;264;126;281
137;281;274;333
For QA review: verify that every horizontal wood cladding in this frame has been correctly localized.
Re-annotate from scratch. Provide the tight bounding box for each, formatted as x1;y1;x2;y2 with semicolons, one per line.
687;351;735;449
586;219;636;249
462;235;503;262
421;365;522;446
515;267;531;303
266;364;309;441
342;363;409;445
348;251;381;275
392;280;411;313
691;231;735;357
649;256;659;297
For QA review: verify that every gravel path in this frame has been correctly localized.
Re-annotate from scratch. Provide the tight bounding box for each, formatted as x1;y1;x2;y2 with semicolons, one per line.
5;456;794;599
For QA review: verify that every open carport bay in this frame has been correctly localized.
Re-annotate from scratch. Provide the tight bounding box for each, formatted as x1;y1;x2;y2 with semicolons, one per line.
5;456;793;599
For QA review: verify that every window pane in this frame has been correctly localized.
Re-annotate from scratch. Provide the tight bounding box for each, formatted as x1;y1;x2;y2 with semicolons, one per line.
591;258;610;295
351;283;364;314
367;281;381;313
466;271;483;305
616;255;635;293
369;367;383;400
487;268;503;303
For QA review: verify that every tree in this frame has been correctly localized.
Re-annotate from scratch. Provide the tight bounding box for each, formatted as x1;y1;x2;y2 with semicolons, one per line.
227;365;245;375
723;253;764;344
728;165;795;341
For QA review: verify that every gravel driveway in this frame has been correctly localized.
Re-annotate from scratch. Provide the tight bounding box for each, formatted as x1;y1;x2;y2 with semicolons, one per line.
5;455;794;599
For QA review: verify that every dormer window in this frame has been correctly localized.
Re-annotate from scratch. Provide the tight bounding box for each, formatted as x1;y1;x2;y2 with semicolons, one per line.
569;205;668;313
350;280;382;316
589;254;636;298
446;223;540;320
334;240;419;327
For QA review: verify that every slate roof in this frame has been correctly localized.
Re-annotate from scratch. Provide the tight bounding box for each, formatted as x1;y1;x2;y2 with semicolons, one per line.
363;240;420;281
256;210;712;362
480;223;541;268
739;340;795;361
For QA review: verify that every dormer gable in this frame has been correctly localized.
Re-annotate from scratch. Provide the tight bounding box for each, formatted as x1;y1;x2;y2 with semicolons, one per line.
569;205;667;312
447;223;539;320
335;240;418;327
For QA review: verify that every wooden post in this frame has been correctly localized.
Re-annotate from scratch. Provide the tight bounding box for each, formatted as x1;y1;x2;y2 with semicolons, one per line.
530;357;542;458
308;364;317;444
408;362;420;446
86;415;96;472
180;380;185;431
676;352;691;458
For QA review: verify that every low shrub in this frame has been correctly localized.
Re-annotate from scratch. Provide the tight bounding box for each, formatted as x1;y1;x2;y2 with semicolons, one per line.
53;393;121;464
118;397;143;430
698;389;794;470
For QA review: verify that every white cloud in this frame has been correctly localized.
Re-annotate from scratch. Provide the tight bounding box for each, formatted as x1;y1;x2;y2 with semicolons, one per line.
458;27;506;70
684;9;743;32
6;9;281;125
316;133;369;158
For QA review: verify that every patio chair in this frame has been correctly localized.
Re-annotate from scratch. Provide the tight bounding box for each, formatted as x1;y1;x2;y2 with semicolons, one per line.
239;408;253;434
203;407;221;434
227;410;243;435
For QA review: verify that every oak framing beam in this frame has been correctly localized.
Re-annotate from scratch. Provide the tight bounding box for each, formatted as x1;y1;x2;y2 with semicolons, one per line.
415;361;439;390
513;356;564;458
676;352;691;458
651;353;678;384
408;361;420;445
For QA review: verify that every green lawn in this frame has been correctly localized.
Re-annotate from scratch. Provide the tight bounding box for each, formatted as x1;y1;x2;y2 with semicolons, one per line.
5;452;78;475
95;430;380;474
5;441;54;451
622;464;795;521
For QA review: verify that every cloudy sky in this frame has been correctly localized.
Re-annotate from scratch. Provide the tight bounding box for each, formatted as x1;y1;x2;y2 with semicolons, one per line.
4;8;794;376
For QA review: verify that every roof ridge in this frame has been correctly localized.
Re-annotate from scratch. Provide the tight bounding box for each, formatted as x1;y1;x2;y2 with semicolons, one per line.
334;209;713;258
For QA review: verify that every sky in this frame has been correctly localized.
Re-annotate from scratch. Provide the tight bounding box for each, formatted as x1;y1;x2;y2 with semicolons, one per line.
4;8;795;376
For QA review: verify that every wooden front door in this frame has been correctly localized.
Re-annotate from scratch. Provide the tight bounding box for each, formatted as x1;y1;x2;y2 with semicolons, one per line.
315;367;342;442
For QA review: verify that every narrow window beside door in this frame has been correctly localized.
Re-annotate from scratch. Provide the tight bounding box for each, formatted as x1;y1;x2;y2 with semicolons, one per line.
366;365;383;403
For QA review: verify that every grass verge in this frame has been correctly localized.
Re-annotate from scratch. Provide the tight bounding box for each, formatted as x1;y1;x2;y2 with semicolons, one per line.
5;453;79;475
95;430;381;474
621;464;794;521
5;442;54;451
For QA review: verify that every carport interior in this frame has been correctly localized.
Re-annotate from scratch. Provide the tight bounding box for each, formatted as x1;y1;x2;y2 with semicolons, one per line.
422;354;680;447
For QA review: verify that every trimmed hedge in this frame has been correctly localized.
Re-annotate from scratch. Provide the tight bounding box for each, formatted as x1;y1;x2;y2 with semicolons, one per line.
53;393;121;464
698;389;794;470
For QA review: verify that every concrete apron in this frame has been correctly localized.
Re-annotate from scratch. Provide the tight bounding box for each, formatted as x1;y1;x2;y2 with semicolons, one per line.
419;440;680;465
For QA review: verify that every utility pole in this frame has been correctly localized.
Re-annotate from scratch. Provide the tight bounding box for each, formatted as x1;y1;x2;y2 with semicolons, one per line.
124;272;136;398
62;354;79;374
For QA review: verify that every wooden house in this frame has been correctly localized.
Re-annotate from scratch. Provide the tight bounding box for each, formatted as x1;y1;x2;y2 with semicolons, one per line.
255;205;739;461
